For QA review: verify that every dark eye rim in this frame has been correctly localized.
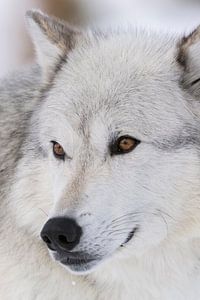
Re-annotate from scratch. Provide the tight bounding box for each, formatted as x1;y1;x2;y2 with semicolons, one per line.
110;135;140;156
51;141;65;161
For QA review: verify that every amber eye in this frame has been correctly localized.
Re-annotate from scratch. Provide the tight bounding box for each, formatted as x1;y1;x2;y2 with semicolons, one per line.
51;141;65;160
110;135;140;156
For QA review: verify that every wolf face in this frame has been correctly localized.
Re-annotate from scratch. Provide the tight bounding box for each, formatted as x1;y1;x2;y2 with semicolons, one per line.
10;11;200;275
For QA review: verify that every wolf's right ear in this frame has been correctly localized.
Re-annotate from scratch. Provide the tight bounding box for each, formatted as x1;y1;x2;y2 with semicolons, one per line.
177;26;200;98
26;10;81;82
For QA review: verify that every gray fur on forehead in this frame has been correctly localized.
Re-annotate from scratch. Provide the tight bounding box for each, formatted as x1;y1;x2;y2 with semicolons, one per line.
50;30;181;101
61;29;180;77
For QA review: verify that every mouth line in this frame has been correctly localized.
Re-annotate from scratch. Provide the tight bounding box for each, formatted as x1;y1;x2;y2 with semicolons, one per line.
121;227;138;247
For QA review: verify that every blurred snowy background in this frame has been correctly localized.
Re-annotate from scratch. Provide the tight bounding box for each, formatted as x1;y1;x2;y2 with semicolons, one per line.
0;0;200;78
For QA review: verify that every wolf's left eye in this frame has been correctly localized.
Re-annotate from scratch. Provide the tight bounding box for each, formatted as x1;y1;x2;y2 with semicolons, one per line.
110;135;140;156
51;141;65;160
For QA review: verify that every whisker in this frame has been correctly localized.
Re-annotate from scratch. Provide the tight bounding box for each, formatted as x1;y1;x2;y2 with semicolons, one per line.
156;209;176;222
154;210;169;235
110;212;141;224
110;230;135;236
110;219;139;230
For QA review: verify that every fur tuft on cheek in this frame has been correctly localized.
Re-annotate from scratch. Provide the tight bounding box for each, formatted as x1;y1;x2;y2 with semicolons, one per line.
8;158;53;236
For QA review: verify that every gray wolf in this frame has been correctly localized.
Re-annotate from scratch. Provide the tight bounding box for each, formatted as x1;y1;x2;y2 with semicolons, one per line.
0;10;200;300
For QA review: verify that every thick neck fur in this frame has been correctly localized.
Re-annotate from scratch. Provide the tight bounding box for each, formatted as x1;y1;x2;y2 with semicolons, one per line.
93;238;200;299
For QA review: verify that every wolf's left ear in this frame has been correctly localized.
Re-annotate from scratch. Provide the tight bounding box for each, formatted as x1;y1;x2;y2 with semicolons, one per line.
26;10;81;81
177;26;200;98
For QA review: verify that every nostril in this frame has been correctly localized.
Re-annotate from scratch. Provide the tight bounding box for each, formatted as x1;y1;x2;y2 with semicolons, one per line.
58;235;68;245
42;235;51;245
41;234;57;251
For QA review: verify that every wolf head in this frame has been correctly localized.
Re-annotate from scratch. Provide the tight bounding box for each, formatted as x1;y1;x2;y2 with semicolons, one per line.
10;11;200;274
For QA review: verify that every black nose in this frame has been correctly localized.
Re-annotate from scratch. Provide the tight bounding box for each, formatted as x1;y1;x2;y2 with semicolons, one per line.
40;217;82;252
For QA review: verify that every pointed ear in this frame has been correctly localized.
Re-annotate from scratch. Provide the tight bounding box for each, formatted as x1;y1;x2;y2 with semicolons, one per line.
177;26;200;98
26;10;81;82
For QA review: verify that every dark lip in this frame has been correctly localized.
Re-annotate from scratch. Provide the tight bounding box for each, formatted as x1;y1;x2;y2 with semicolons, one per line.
54;251;97;267
60;257;95;266
121;227;138;246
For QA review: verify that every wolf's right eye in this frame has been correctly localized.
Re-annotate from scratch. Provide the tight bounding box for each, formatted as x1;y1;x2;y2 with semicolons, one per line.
51;141;65;160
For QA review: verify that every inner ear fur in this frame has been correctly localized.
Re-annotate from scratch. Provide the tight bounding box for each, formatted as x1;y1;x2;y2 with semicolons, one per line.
27;10;80;53
177;26;200;98
26;10;82;82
